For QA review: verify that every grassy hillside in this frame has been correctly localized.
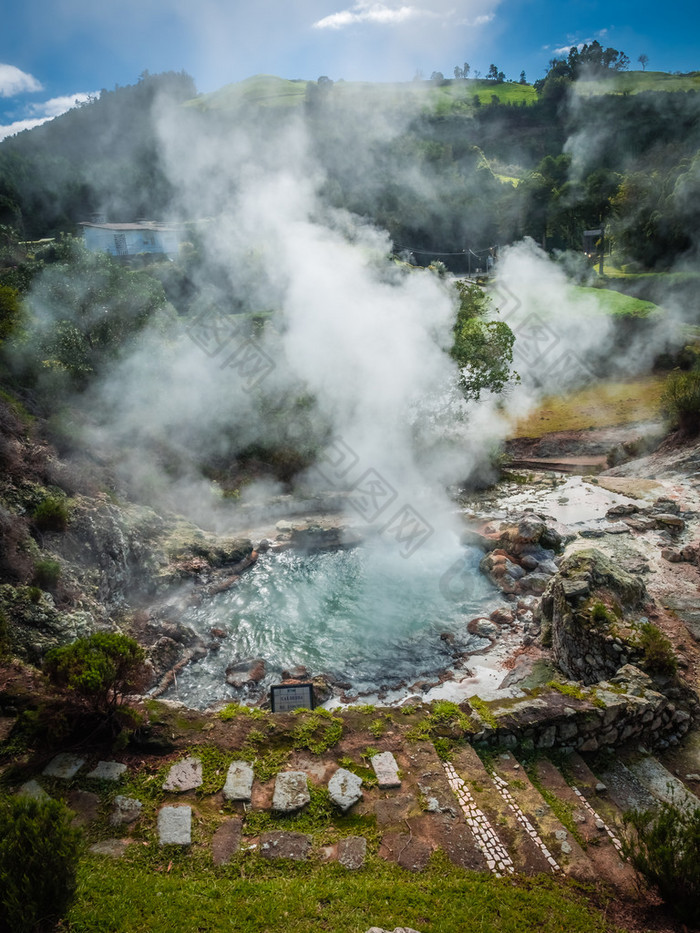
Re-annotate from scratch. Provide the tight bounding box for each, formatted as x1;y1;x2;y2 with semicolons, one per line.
188;74;539;113
573;69;700;98
189;70;698;115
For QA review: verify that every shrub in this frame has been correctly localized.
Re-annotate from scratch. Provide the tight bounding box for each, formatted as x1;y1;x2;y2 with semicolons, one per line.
637;622;677;676
623;800;700;926
0;794;82;933
32;558;61;590
43;632;147;717
661;367;700;435
31;496;70;532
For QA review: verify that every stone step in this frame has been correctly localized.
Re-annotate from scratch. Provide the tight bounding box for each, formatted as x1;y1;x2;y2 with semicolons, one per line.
489;751;598;883
565;751;629;843
592;758;660;814
530;757;636;894
449;745;553;877
380;741;488;872
626;755;700;814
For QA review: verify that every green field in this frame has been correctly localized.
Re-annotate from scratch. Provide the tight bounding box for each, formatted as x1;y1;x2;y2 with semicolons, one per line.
187;74;539;113
573;69;700;98
187;70;698;115
572;285;659;318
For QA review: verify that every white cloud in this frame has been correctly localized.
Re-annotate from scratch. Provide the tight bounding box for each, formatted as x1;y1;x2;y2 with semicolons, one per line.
313;2;429;30
473;13;494;25
0;64;43;97
0;92;94;142
29;93;94;118
0;118;46;142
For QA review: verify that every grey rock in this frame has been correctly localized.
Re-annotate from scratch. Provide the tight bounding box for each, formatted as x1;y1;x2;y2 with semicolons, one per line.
338;835;367;869
17;780;49;800
43;753;85;780
272;771;310;812
328;767;363;811
158;805;191;845
371;751;401;788
223;761;254;802
163;756;203;792
110;795;143;826
87;760;127;782
655;513;685;530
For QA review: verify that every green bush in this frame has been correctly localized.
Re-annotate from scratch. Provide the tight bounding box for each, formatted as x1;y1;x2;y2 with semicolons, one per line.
623;800;700;926
43;632;147;717
32;558;61;590
637;622;677;676
0;794;82;933
31;496;70;532
661;367;700;435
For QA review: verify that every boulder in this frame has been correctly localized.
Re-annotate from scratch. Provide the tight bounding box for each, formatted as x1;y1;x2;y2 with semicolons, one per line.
225;657;266;687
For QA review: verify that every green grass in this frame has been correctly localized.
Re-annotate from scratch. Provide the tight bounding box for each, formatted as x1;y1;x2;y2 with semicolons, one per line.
573;69;700;98
187;74;309;110
67;853;622;932
187;74;539;114
572;286;659;318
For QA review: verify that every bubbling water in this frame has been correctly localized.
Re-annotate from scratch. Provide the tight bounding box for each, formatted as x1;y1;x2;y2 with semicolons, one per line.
165;543;500;708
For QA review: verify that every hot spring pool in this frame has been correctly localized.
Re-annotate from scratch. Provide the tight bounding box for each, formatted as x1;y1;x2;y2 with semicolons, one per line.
164;542;500;708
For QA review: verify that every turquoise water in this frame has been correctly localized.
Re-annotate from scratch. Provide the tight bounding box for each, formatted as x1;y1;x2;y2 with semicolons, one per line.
166;543;499;708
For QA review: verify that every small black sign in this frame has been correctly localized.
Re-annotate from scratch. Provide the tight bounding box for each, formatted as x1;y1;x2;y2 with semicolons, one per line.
270;683;315;713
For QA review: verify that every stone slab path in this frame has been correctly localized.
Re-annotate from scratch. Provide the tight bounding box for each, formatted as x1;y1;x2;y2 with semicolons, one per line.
20;742;685;888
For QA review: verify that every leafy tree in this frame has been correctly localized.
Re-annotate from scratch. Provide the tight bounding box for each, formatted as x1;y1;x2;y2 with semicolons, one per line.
454;66;463;80
462;62;470;78
44;632;148;717
451;280;516;399
20;237;170;387
519;70;527;85
0;794;82;933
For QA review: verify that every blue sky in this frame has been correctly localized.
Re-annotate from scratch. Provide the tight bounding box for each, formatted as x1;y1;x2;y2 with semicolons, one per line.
1;0;698;141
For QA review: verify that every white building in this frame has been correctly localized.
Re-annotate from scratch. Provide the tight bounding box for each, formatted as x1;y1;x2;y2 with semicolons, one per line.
80;220;181;259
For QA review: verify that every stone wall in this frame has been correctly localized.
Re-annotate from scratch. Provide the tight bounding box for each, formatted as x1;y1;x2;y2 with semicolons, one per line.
538;548;648;684
471;665;698;753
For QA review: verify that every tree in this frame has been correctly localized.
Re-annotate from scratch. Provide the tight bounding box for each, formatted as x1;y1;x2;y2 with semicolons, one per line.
451;280;516;399
519;70;527;85
638;53;649;71
487;64;499;81
454;66;463;80
463;62;470;78
0;795;82;933
22;238;170;387
430;71;445;84
44;632;148;718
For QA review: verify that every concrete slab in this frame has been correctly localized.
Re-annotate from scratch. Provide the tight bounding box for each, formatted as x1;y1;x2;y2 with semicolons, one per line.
158;805;192;845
